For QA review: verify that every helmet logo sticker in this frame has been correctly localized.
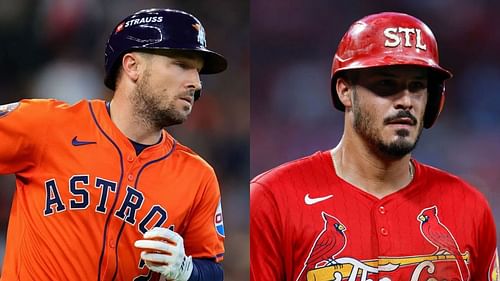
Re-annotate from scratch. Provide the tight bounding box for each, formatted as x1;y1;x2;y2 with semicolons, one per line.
384;27;427;50
192;23;206;46
124;16;163;29
115;22;125;33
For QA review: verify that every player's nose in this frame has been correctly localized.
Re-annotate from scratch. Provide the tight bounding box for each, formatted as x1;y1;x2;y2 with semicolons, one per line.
186;71;202;92
393;90;413;111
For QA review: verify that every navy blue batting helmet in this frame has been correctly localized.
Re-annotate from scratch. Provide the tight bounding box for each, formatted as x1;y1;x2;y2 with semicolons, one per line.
104;8;227;90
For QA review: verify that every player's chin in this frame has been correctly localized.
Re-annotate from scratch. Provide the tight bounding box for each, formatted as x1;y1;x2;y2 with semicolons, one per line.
385;129;418;144
176;100;193;112
176;105;192;118
177;111;191;123
170;107;191;121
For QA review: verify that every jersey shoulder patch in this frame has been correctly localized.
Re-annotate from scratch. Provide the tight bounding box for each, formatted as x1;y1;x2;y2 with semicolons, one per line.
0;102;20;118
214;199;225;237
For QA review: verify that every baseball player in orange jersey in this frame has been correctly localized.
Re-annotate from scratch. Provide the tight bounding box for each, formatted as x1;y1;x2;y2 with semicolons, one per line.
0;9;226;281
250;12;499;281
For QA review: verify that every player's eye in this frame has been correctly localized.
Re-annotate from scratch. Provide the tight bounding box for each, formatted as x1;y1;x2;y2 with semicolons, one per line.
174;61;189;69
377;79;398;89
369;79;400;96
408;81;427;93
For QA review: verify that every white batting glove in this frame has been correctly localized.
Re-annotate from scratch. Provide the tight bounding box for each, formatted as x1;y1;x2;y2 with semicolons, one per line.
134;227;193;281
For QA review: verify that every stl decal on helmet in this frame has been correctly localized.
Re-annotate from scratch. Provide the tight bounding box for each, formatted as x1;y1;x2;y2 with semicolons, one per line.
384;27;427;50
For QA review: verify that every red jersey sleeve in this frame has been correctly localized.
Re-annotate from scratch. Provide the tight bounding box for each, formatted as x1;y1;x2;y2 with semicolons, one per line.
250;180;285;281
182;166;225;262
472;199;498;280
0;99;53;175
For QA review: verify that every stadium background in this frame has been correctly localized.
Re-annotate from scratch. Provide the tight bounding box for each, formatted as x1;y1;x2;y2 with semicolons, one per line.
251;0;500;247
0;0;248;280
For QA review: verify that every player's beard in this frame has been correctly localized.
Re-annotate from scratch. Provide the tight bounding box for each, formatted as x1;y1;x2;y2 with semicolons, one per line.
133;69;189;130
352;88;424;159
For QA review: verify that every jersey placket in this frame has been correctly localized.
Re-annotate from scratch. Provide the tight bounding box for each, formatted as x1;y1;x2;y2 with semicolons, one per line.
373;200;392;279
100;152;141;281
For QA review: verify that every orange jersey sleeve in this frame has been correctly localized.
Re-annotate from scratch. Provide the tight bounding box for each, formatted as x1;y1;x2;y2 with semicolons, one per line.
0;99;60;174
178;152;225;261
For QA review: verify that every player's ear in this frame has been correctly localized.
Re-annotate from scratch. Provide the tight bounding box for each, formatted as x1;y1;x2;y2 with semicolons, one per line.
121;53;142;83
336;76;354;109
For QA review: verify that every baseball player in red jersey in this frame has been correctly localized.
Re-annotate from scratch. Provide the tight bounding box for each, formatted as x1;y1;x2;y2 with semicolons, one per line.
0;9;226;281
250;12;499;281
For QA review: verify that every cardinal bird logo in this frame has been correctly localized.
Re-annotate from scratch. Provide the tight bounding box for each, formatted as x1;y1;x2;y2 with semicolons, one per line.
296;212;347;281
418;206;470;281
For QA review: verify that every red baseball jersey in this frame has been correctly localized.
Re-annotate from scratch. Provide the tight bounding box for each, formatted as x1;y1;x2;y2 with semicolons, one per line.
251;150;498;281
0;99;225;280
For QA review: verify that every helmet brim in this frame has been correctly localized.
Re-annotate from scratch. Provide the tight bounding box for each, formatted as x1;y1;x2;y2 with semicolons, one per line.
140;47;228;74
332;55;452;81
197;49;228;74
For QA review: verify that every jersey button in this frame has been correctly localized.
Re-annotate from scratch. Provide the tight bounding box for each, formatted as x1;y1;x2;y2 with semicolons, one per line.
378;206;386;215
380;227;389;236
128;174;134;181
109;239;115;248
127;155;134;162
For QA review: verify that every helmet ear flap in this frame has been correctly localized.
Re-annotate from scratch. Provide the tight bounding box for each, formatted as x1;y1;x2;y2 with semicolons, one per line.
424;80;445;128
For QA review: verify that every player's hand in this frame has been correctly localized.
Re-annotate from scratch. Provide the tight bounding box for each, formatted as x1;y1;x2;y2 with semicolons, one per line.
134;227;193;281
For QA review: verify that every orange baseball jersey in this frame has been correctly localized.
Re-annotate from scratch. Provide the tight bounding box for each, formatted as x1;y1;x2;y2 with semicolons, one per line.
250;151;499;281
0;99;225;280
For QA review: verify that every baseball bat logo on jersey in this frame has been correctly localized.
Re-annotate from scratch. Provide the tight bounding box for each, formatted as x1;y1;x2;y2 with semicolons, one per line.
0;102;20;118
214;198;224;237
298;208;472;281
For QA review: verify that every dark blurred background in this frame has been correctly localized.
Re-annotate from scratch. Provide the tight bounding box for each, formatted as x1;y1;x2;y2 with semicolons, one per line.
0;0;248;280
251;0;500;244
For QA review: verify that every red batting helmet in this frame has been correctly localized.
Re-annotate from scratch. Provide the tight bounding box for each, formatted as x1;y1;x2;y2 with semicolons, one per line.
331;12;452;128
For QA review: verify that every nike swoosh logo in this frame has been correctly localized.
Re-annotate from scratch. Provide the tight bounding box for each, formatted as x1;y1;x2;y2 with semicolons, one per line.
304;194;333;205
72;136;96;146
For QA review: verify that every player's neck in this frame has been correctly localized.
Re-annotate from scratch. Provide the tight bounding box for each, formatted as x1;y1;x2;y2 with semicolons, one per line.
108;97;162;145
332;137;414;199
